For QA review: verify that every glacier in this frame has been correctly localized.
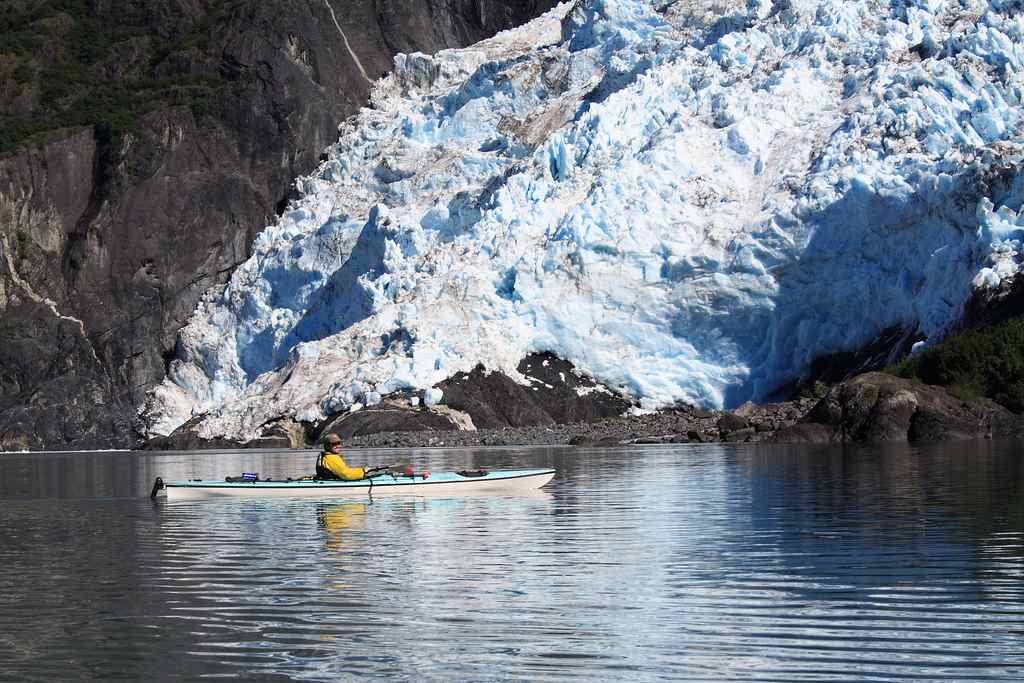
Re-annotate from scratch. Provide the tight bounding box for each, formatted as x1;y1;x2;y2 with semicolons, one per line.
138;0;1024;442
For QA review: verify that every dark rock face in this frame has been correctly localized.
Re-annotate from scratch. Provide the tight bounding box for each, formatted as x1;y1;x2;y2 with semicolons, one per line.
770;326;920;401
773;372;1024;443
316;407;461;442
517;352;634;423
961;273;1024;331
438;352;634;429
439;366;555;428
0;0;556;450
0;297;126;450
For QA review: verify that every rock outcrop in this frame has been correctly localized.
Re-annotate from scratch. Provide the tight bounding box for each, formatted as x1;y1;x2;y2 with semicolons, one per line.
774;372;1024;443
438;352;634;429
0;0;556;450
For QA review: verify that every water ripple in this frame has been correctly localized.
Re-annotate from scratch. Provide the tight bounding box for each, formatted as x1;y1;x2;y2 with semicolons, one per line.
1;442;1024;680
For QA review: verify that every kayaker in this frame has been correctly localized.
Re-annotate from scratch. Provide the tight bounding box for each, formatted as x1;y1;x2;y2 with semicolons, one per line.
316;433;366;481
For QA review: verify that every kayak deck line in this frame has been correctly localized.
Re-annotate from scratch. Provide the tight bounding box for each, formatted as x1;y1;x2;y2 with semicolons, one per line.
151;468;556;500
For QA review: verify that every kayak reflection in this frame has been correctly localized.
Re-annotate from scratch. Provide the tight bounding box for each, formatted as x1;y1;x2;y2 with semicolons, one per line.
317;491;552;548
316;490;554;554
317;501;367;554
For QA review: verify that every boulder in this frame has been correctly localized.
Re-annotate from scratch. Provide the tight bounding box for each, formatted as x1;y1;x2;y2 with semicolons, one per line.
722;426;756;442
770;422;836;443
774;372;1021;443
568;434;622;446
258;418;309;448
717;412;749;434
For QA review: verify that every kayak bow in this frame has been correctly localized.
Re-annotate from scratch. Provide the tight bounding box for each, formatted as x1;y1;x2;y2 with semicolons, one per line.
151;468;556;501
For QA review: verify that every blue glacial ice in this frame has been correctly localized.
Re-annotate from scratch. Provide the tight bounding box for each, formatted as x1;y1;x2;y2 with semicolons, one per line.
138;0;1024;441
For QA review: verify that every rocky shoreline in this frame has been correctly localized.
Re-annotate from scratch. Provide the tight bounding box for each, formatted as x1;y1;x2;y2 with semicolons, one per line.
147;363;1024;451
341;375;1024;449
337;395;820;449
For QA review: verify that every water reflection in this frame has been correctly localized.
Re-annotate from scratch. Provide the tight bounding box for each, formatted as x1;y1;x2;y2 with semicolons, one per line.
318;502;368;554
0;442;1022;680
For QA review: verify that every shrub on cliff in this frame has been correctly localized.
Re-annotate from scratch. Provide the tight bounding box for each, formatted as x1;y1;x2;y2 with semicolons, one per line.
890;318;1024;412
0;0;223;154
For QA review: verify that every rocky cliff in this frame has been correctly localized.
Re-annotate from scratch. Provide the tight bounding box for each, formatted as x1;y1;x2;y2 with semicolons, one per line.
0;0;556;450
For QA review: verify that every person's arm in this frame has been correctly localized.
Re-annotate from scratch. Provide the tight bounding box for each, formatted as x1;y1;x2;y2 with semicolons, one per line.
324;453;365;481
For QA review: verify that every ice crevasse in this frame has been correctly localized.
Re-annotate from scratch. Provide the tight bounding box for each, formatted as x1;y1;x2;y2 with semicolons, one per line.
138;0;1024;441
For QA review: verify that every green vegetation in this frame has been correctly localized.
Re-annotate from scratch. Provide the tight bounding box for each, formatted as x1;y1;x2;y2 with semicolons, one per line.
0;0;226;155
888;318;1024;412
0;29;39;55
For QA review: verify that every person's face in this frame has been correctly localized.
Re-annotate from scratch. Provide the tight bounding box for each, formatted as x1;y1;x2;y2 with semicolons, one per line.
329;442;342;452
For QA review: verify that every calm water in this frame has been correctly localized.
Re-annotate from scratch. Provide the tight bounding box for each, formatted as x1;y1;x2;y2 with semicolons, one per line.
0;441;1022;681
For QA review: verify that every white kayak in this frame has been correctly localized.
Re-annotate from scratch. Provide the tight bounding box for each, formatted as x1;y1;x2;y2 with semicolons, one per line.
151;468;556;501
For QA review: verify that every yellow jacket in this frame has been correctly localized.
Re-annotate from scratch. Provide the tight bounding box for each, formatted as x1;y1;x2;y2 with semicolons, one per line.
318;451;365;481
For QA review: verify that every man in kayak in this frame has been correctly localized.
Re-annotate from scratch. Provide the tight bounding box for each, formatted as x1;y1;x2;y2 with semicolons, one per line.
316;433;366;480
